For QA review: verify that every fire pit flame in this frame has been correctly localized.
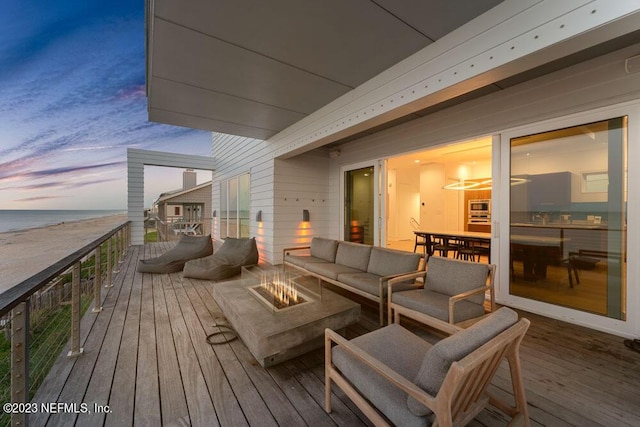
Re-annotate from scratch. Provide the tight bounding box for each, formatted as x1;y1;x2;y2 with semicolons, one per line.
259;271;302;308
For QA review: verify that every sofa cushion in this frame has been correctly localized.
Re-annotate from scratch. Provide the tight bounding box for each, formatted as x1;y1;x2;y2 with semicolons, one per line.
332;324;433;427
283;254;326;268
338;272;418;297
392;289;485;323
305;262;362;280
407;307;518;416
335;241;372;271
367;247;421;277
137;234;213;274
310;237;338;262
426;256;489;305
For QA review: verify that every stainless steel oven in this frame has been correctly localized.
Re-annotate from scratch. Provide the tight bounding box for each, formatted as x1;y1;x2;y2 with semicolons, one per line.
468;199;491;224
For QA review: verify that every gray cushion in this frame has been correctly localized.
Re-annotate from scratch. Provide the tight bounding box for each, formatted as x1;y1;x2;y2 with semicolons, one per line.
426;256;489;304
214;237;259;266
137;234;213;274
310;237;338;262
392;289;485;323
304;262;361;280
407;307;518;416
338;272;419;296
367;247;421;277
332;324;434;427
183;237;259;280
335;242;372;271
183;257;241;281
283;254;326;268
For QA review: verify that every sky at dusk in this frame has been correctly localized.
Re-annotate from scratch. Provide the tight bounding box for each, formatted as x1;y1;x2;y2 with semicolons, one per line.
0;0;214;210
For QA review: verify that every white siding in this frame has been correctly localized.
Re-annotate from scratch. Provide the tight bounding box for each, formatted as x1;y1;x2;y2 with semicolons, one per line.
331;43;640;166
211;133;275;262
273;151;333;263
211;132;335;264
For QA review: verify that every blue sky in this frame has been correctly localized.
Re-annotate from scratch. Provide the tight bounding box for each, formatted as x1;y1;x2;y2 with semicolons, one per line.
0;0;213;210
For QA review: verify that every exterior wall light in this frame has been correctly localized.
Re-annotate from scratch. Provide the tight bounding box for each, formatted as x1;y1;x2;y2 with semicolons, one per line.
302;209;310;222
256;210;262;222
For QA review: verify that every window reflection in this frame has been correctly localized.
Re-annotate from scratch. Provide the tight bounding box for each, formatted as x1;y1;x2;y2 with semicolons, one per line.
510;117;627;319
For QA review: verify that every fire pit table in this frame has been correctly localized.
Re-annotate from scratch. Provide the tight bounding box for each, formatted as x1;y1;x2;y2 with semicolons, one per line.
211;267;360;367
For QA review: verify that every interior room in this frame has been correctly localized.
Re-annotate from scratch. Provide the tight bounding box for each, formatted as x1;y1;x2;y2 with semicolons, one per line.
386;137;492;253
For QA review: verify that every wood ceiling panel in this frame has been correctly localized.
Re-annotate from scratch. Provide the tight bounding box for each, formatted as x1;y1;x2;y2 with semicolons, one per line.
151;19;351;115
149;79;304;138
375;0;505;40
153;0;431;87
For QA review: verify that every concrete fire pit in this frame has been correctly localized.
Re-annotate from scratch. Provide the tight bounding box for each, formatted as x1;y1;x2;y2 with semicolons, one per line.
212;269;360;367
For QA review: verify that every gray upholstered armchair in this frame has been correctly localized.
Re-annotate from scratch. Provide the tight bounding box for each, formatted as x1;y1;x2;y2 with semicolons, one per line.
388;256;495;326
325;307;530;426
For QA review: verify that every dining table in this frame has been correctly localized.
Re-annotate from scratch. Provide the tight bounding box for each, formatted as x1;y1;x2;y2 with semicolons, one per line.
413;229;491;258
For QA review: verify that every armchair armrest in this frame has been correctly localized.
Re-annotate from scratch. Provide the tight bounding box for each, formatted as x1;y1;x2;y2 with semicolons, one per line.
391;305;462;336
325;328;438;412
385;270;427;324
448;285;489;324
282;245;311;258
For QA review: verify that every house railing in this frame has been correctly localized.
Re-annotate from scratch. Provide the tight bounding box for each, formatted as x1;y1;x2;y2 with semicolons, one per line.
156;217;208;241
0;221;130;427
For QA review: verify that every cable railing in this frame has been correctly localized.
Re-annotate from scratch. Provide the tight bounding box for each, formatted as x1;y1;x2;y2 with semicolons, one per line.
0;221;130;427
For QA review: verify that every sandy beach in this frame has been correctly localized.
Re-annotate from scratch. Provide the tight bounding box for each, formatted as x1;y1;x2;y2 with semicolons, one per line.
0;214;128;294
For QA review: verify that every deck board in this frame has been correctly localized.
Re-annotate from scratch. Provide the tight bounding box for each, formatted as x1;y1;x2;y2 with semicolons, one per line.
32;242;640;426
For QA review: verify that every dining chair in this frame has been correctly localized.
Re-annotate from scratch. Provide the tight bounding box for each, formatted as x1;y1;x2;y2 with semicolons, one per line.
413;232;429;257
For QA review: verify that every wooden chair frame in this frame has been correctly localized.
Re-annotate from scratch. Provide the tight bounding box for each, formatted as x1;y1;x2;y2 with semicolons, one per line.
325;316;530;427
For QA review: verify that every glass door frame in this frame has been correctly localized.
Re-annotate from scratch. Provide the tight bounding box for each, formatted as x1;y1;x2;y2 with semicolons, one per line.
496;100;639;337
339;159;386;246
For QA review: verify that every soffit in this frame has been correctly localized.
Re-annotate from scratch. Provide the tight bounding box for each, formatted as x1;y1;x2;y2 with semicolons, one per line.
146;0;504;139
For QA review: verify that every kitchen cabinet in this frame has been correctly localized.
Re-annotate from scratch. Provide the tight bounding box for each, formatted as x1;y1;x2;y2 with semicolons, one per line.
511;172;571;213
528;172;571;210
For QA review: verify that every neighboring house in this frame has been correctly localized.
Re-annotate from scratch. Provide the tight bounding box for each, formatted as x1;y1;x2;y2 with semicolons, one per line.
154;170;212;240
134;2;640;338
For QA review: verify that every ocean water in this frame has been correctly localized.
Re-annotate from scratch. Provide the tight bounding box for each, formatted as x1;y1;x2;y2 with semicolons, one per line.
0;210;126;233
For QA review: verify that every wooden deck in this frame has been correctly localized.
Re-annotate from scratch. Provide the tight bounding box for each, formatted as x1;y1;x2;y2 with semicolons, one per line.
31;242;640;426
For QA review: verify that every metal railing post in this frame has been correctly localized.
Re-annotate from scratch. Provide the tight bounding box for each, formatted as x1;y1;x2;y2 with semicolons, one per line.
119;228;125;263
92;246;102;313
105;238;113;288
67;262;83;357
113;231;121;273
11;301;29;427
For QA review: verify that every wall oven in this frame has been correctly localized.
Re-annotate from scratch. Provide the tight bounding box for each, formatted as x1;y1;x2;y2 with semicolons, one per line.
468;199;491;224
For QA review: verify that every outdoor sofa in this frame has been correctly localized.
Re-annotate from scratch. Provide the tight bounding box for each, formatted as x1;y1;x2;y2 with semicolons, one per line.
284;237;423;325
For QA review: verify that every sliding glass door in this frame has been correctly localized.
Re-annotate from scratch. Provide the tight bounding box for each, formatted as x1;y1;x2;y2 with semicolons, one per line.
499;108;630;329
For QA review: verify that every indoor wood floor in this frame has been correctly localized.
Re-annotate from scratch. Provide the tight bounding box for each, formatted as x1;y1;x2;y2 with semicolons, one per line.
30;242;640;426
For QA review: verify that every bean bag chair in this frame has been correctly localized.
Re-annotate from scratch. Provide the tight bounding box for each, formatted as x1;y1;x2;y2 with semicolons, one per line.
137;234;213;274
183;237;259;280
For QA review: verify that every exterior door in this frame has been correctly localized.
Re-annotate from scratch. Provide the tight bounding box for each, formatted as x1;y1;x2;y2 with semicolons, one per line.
342;160;385;246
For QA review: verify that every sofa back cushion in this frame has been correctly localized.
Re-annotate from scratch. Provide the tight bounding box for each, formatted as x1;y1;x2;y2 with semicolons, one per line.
310;237;338;262
426;256;489;304
367;247;421;277
407;307;518;415
335;241;372;271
